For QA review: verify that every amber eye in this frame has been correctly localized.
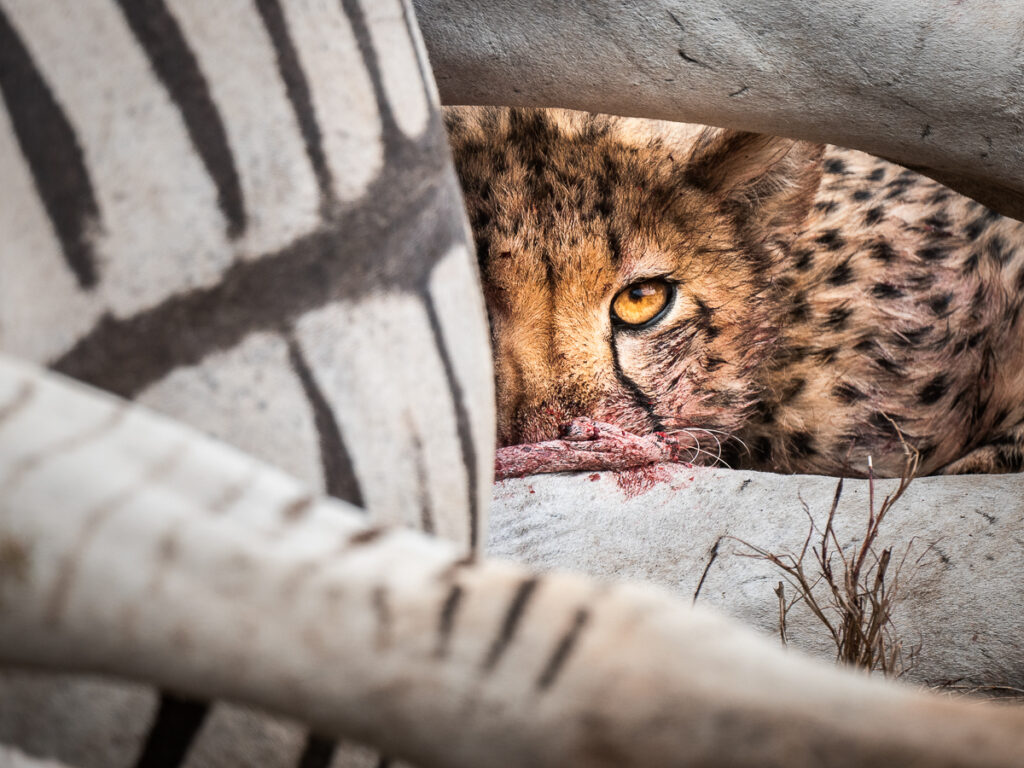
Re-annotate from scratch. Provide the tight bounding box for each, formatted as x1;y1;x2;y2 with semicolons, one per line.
611;279;674;327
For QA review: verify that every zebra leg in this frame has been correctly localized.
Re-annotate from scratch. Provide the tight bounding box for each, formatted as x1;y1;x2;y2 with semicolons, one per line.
0;0;490;765
3;356;1024;768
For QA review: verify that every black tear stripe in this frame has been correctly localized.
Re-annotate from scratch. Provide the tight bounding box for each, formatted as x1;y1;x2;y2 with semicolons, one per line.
296;734;337;768
286;336;365;508
115;0;246;238
536;608;590;691
422;292;481;552
132;694;208;768
253;0;334;214
0;7;100;288
610;337;666;432
483;577;540;672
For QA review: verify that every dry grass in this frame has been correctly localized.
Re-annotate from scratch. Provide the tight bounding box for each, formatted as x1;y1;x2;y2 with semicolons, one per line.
733;442;927;678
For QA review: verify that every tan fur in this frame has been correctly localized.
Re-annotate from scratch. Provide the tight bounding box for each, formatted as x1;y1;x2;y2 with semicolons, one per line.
446;107;1024;477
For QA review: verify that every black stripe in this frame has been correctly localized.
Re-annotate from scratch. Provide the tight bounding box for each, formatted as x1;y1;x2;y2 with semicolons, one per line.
133;693;208;768
52;122;461;397
395;0;434;102
253;0;334;214
115;0;246;238
286;336;365;508
435;583;464;657
536;608;590;690
407;420;436;534
337;0;402;152
296;734;336;768
372;585;392;648
609;337;665;431
346;527;386;546
0;7;100;288
423;293;481;551
483;577;539;671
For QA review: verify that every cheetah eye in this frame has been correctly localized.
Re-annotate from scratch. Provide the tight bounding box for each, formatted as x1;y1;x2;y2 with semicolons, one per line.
611;279;675;328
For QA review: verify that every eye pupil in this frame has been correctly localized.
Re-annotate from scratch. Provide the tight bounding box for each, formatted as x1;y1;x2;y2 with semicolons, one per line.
612;279;673;327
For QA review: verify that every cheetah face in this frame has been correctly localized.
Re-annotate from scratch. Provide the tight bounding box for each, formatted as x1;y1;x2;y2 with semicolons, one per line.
447;107;823;455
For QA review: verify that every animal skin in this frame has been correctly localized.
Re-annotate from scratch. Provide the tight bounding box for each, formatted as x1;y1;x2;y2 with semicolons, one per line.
416;0;1024;221
446;107;1024;478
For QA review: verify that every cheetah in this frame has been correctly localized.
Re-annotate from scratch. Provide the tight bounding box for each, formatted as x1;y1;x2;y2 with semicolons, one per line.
445;106;1024;478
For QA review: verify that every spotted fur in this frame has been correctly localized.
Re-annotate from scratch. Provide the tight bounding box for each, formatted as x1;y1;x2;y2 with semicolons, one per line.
446;106;1024;477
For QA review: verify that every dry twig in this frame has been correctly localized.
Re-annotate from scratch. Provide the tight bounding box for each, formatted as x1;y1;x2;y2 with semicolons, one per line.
732;438;925;678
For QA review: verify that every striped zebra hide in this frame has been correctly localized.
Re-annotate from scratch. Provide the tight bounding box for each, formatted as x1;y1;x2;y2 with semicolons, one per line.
2;1;1024;767
1;0;489;766
413;0;1024;222
3;353;1024;768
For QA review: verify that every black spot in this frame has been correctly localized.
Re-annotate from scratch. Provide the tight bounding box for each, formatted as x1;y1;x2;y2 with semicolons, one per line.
864;206;885;226
815;228;845;250
814;200;838;214
754;400;777;425
867;168;886;182
832;381;866;403
869;411;900;435
788;294;810;322
962;251;980;274
705;355;726;372
919;245;949;262
780;377;806;403
988;235;1010;265
871;283;903;299
893;327;930;347
789;431;817;457
991;406;1011;427
908;272;936;290
813;346;839;363
752;436;773;461
928;293;953;316
964;212;996;241
971;283;986;312
870;241;896;263
606;225;623;264
473;233;490;269
851;189;873;202
826;257;854;286
874;355;903;375
774;345;810;366
918;374;948;405
792;247;814;271
825;305;852;330
924;213;949;229
824;158;847;174
693;295;715;324
773;275;796;292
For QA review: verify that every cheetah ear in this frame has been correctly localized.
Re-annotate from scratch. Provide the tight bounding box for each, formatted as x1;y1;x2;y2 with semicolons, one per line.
685;128;825;232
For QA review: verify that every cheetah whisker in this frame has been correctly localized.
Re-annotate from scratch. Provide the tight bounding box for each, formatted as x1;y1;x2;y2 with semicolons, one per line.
686;442;733;469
